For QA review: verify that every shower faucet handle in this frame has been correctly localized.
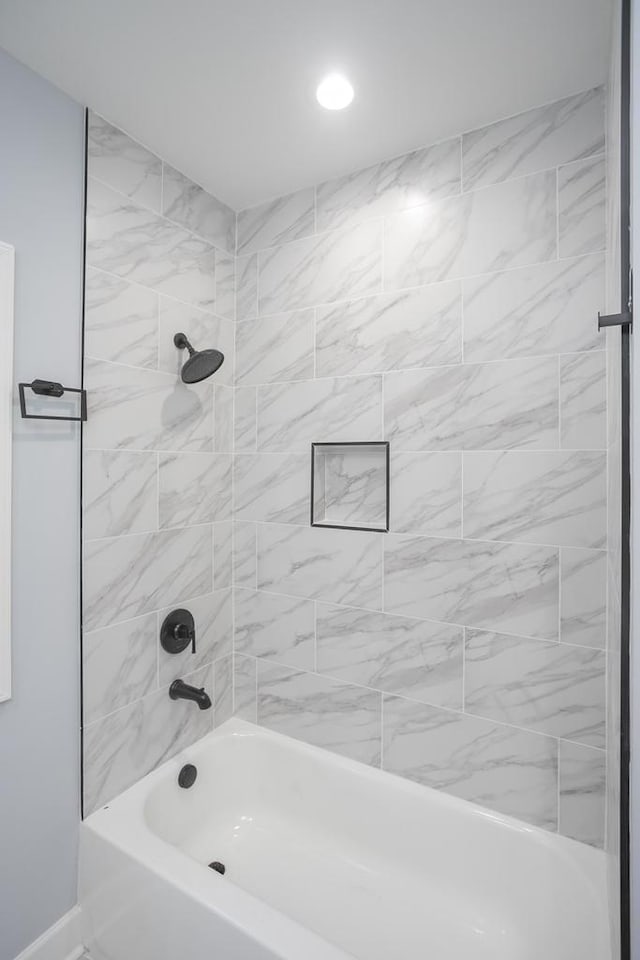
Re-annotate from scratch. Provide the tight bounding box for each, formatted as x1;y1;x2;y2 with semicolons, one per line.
160;608;196;655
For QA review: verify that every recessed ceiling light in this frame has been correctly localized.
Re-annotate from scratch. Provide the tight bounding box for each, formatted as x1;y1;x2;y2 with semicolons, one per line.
316;74;354;110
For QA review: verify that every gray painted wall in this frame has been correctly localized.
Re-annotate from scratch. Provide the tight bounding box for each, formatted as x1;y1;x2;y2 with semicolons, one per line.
0;48;84;959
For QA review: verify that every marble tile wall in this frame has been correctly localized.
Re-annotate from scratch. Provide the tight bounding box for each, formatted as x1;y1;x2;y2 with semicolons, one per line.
231;87;608;846
82;112;235;814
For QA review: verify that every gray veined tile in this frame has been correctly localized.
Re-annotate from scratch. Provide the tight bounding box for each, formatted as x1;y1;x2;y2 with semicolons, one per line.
389;452;462;537
462;450;606;549
215;251;236;321
235;309;314;385
558;156;606;258
258;375;382;452
214;385;234;452
316;136;461;233
236;254;258;321
159;453;232;527
316;604;463;709
237;187;315;255
158;589;232;686
558;740;606;848
384;357;558;451
233;521;257;588
463;254;605;362
157;298;234;387
84;450;157;539
214;655;233;726
315;283;462;378
258;523;383;610
234;386;257;452
83;664;213;814
162;163;235;252
384;534;558;640
85;358;213;453
84;525;213;631
234;655;257;722
88;112;162;211
86;178;216;310
560;547;606;649
464;628;606;748
234;589;315;670
233;453;309;524
213;521;233;590
382;695;558;829
560;352;606;449
83;614;157;724
85;267;159;368
462;87;605;191
258;220;383;315
258;662;382;766
384;170;557;290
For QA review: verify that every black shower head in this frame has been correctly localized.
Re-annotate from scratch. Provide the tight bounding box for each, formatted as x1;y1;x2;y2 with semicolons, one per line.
173;332;224;383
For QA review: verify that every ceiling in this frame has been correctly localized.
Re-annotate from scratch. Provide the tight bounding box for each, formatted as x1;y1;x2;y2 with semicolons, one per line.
0;0;612;210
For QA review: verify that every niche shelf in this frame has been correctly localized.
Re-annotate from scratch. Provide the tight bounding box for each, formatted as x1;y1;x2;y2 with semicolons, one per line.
310;441;389;533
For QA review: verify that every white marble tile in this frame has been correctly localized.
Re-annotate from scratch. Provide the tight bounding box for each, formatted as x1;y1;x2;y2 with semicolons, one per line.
158;589;232;686
237;187;315;254
560;352;606;449
214;655;233;726
159;453;232;527
462;88;605;191
83;664;213;813
316;604;462;708
464;628;606;748
234;386;257;452
88;113;162;211
258;662;382;766
234;655;257;722
558;740;606;847
84;525;212;631
463;254;605;361
316;137;461;233
85;267;159;368
384;357;558;451
560;547;606;649
384;171;556;290
234;453;309;524
313;444;387;530
86;178;216;310
157;298;233;386
235;309;314;385
233;521;257;588
214;385;233;452
463;450;606;548
315;282;461;377
234;589;315;669
215;251;236;321
83;614;157;724
389;452;461;537
558;157;606;258
382;695;557;829
84;450;157;539
258;523;383;610
213;521;233;590
258;375;382;452
162;163;235;252
85;358;213;453
258;220;383;315
236;254;258;321
384;534;558;640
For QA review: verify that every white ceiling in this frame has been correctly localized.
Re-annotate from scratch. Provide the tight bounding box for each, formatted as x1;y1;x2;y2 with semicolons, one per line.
0;0;612;210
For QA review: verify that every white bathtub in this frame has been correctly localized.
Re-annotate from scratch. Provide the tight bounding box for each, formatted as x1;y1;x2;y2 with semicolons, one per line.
79;718;610;960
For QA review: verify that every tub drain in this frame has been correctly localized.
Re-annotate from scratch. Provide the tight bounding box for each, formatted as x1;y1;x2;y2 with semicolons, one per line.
208;861;226;875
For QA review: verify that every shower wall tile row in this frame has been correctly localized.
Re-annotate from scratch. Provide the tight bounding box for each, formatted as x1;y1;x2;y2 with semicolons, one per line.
82;113;236;814
230;86;608;848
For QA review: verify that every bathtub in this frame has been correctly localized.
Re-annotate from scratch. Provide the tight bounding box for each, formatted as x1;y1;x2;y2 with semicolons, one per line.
79;718;610;960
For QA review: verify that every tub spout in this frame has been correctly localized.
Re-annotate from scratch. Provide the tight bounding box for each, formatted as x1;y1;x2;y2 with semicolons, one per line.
169;678;212;710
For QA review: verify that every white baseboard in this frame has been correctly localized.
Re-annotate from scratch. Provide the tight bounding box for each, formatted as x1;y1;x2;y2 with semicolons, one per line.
13;907;83;960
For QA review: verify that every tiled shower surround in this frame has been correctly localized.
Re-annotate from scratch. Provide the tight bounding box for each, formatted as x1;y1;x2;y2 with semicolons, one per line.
83;88;610;848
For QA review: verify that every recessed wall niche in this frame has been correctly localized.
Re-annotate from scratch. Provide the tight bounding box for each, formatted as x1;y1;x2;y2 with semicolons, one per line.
310;442;389;532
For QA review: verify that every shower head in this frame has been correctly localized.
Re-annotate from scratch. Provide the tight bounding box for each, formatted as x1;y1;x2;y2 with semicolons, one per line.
173;332;224;383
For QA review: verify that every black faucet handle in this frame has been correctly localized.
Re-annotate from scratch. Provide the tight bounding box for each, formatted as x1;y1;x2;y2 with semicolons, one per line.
161;609;196;655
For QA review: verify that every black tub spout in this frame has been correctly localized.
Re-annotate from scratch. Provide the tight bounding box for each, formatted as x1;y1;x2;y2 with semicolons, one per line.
169;678;212;710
